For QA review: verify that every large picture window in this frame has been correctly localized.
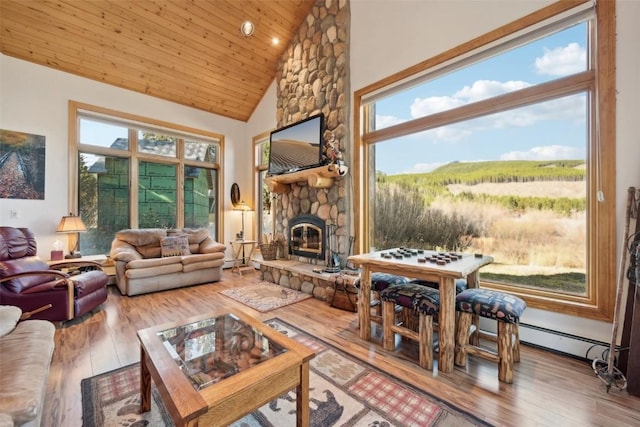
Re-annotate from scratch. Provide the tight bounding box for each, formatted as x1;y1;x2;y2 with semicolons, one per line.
70;102;223;255
354;1;615;320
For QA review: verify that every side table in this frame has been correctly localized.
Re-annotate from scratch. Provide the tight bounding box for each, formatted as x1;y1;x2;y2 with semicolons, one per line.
48;255;116;285
229;240;257;275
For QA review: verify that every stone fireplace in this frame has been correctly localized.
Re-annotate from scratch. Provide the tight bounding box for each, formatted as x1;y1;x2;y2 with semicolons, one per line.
256;0;354;302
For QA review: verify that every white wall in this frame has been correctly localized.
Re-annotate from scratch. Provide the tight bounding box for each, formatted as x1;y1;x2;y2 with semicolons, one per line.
245;81;277;240
345;0;640;355
0;55;247;260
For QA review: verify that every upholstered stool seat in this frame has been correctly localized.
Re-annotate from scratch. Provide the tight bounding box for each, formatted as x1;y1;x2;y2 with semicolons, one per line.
356;273;409;325
381;283;440;370
454;288;526;383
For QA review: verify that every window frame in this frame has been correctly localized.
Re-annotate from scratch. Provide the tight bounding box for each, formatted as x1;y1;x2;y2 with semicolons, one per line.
253;130;273;241
68;101;225;242
353;0;616;321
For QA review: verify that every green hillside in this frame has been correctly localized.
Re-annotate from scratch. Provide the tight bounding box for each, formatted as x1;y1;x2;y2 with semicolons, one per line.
380;160;586;186
377;160;587;215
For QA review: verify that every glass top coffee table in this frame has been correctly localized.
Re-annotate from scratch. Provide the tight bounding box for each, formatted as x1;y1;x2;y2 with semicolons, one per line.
137;311;315;426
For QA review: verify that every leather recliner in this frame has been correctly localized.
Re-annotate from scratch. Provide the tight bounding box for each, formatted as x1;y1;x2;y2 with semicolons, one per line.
0;226;108;322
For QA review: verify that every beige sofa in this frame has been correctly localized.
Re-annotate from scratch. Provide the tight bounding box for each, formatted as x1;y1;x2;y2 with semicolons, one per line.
0;306;55;427
110;228;226;296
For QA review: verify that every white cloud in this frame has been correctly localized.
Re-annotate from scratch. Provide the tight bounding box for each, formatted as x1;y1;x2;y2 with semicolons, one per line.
375;114;404;129
410;95;465;117
535;43;586;76
500;145;583;161
454;80;531;103
410;80;530;119
429;126;471;142
409;94;584;144
404;162;445;174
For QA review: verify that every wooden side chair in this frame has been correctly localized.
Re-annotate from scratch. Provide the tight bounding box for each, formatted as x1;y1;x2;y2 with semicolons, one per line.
380;282;440;370
454;288;526;383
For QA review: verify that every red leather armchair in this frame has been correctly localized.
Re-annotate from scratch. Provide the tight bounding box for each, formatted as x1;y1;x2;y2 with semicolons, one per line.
0;226;108;322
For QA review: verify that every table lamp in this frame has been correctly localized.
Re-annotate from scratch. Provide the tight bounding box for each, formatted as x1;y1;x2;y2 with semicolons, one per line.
56;213;87;259
233;201;251;240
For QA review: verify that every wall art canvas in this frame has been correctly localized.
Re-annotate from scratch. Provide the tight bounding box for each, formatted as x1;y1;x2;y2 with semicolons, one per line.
0;129;46;200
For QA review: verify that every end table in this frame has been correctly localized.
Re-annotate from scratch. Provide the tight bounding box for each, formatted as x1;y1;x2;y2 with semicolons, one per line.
229;240;257;275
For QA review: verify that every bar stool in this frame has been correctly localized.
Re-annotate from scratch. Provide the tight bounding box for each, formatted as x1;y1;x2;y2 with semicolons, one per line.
381;282;440;370
356;273;409;324
454;288;526;383
404;279;468;333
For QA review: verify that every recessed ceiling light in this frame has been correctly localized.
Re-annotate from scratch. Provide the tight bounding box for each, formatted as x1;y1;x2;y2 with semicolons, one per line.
240;20;254;37
272;37;279;45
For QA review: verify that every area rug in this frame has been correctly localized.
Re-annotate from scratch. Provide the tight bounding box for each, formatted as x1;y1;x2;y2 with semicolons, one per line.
220;282;313;312
81;318;492;427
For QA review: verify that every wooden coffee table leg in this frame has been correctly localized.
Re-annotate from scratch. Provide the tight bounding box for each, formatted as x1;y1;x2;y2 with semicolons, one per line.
296;361;310;427
140;347;152;412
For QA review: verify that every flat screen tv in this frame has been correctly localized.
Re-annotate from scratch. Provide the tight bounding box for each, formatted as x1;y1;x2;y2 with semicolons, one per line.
268;114;325;176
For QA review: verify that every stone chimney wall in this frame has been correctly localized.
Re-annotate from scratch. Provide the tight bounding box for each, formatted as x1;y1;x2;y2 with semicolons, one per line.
273;0;352;265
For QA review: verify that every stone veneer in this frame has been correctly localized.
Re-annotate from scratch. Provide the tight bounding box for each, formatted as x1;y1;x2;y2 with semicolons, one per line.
259;258;358;303
260;0;351;302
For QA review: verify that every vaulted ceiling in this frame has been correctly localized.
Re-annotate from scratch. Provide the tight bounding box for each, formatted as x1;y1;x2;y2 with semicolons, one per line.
0;0;315;122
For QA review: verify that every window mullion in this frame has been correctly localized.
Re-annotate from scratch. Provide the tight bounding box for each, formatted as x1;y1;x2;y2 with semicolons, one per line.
364;71;594;146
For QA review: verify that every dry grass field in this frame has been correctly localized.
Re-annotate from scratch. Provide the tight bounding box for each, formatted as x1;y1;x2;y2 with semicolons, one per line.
431;182;587;292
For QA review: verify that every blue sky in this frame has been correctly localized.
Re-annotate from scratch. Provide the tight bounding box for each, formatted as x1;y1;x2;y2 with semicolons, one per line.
374;23;588;175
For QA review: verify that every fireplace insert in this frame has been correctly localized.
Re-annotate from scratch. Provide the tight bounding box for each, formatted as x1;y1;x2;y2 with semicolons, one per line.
289;214;325;261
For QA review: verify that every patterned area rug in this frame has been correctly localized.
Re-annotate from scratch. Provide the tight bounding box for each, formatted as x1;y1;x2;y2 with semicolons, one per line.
81;318;492;427
220;282;313;312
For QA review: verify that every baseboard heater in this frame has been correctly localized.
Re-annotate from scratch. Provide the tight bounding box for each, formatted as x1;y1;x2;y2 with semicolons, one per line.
518;322;625;364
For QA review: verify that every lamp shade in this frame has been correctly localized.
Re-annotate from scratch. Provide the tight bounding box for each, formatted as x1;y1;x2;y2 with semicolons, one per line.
56;213;87;233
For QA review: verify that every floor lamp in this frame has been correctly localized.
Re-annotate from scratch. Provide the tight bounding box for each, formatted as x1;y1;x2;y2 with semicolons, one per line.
234;201;251;240
234;201;252;263
56;213;87;259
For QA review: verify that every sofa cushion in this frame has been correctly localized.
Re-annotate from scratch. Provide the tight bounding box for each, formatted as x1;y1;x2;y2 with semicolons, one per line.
198;238;227;254
160;236;191;257
181;252;225;265
169;228;209;244
0;306;21;338
115;228;167;247
0;412;13;427
0;257;56;293
126;257;182;269
137;245;162;259
182;258;225;273
71;270;109;298
125;263;183;279
0;319;55;425
109;244;141;263
0;227;37;261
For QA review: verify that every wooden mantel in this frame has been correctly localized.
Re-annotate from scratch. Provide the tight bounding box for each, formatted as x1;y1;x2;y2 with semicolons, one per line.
264;164;348;193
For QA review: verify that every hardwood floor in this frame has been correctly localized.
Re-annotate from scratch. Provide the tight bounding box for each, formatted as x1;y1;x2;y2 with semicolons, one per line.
43;270;640;426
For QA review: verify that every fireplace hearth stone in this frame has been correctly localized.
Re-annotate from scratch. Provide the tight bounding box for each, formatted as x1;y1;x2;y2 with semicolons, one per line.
254;257;359;303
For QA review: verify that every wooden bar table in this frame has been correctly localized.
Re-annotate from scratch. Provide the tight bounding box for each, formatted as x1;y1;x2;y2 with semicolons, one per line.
348;248;492;373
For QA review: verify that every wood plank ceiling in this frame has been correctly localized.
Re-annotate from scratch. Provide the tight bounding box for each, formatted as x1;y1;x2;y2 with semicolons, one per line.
0;0;315;122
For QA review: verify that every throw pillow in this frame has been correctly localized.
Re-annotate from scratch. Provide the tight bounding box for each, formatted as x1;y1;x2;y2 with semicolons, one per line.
160;235;191;257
